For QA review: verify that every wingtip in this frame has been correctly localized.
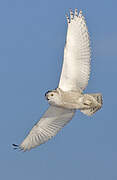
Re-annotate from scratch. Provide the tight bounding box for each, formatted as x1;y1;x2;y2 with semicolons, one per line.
12;143;26;152
79;10;83;17
65;13;70;23
12;143;18;147
65;9;84;23
70;9;74;20
75;8;78;17
12;143;19;150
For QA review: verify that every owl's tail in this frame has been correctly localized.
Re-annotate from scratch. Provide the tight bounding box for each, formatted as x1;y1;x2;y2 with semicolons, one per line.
80;93;103;116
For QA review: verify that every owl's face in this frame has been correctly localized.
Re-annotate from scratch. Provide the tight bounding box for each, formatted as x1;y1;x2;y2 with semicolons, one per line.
45;89;62;106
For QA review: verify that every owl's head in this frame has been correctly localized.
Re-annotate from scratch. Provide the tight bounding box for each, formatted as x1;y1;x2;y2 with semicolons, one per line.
45;89;62;106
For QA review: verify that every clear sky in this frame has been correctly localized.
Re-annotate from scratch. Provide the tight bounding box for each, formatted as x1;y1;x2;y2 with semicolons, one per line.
0;0;117;179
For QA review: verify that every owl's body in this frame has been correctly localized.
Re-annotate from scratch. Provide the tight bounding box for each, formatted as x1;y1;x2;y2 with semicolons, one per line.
13;9;103;151
46;88;102;116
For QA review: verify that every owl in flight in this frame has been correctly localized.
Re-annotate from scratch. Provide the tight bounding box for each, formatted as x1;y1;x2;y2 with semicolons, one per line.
13;9;102;151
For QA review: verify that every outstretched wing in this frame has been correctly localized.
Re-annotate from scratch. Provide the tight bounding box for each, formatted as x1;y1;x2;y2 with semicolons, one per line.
59;9;91;91
14;106;75;151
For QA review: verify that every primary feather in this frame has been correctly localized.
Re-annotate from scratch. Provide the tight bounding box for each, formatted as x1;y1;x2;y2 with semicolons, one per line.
17;106;75;151
59;9;91;91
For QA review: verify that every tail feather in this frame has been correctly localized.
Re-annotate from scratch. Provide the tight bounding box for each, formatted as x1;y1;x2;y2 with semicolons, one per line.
81;93;103;116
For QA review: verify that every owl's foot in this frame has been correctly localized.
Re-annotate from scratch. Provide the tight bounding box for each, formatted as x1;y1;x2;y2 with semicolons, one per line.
83;99;92;106
82;93;102;110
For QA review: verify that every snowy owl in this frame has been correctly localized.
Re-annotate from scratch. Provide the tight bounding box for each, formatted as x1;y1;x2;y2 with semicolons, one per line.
13;9;102;151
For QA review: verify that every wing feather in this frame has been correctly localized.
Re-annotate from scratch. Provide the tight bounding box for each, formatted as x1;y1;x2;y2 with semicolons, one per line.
59;9;91;91
18;106;75;151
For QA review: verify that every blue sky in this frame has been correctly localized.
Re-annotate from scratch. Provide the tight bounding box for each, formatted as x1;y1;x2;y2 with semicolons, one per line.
0;0;117;179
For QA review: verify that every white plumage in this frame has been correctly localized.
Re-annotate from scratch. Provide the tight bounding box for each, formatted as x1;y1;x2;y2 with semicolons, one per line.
59;9;90;91
18;106;75;151
13;9;102;151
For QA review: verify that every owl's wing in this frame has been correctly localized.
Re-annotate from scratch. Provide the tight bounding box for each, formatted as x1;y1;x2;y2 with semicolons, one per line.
59;9;91;91
14;106;75;151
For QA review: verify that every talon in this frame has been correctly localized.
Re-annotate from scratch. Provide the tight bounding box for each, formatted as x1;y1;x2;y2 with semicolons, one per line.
84;100;92;106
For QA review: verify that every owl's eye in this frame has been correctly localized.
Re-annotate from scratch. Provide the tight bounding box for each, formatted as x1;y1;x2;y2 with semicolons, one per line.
51;94;54;96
